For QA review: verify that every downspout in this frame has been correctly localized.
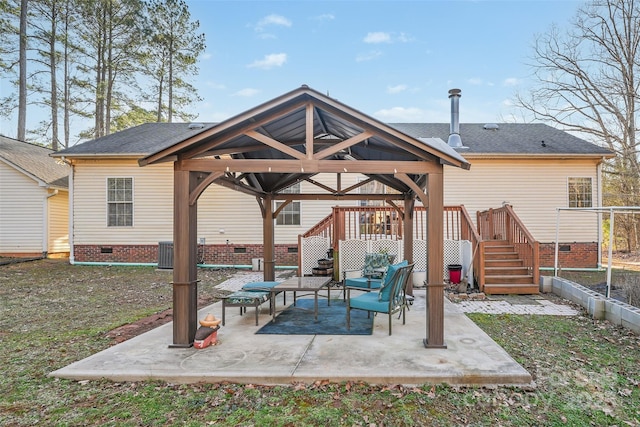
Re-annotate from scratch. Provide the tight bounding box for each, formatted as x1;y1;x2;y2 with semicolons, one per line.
43;189;59;257
61;157;75;264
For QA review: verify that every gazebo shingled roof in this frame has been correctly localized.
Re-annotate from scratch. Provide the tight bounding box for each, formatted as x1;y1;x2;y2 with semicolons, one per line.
140;85;470;349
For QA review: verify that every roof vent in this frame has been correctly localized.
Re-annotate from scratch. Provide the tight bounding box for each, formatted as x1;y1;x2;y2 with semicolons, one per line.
188;123;205;130
483;123;499;130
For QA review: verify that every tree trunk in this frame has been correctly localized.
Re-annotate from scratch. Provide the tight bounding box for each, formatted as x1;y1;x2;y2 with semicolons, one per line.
49;2;59;151
167;37;173;123
157;74;163;122
18;0;28;141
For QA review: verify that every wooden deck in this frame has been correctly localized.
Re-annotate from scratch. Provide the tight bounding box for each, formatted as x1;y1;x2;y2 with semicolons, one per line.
301;204;540;295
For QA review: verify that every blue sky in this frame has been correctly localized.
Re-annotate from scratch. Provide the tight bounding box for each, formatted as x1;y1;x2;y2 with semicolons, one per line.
0;0;586;143
189;0;585;126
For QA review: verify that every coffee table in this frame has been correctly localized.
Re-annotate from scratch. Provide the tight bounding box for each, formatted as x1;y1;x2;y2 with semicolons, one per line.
270;276;332;322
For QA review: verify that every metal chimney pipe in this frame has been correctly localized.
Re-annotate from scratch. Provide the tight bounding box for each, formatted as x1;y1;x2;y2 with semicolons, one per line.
447;88;464;148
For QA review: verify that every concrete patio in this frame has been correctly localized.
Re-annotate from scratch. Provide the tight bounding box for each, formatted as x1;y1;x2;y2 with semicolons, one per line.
51;280;534;387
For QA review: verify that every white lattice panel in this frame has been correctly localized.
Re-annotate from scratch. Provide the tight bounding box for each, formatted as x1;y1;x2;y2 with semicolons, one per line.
370;239;403;263
338;239;369;280
443;239;462;281
300;236;329;276
412;239;427;270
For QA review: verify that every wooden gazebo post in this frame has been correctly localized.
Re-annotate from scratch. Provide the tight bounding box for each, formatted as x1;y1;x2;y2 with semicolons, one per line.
403;196;415;296
425;171;446;348
262;195;276;282
171;165;199;347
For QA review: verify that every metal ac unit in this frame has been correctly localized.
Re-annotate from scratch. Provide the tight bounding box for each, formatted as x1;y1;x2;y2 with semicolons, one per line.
158;241;173;269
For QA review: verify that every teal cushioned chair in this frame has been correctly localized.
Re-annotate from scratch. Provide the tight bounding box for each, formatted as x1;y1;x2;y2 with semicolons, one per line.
343;252;391;293
346;262;414;335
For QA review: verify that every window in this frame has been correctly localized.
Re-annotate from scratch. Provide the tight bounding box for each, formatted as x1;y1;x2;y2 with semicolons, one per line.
107;177;133;226
568;177;592;208
276;183;300;225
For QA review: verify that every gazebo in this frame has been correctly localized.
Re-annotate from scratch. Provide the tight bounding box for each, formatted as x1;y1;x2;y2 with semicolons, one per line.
139;85;470;349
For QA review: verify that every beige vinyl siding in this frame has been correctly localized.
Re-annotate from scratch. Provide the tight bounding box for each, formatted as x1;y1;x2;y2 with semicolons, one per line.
0;162;46;253
198;174;359;244
72;158;601;246
48;191;69;253
74;162;355;245
73;160;174;244
443;158;601;242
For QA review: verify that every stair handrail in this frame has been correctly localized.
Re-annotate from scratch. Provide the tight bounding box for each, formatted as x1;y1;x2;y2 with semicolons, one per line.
477;204;539;288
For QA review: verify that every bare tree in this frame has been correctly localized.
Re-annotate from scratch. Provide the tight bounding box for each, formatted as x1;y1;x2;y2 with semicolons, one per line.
515;0;640;249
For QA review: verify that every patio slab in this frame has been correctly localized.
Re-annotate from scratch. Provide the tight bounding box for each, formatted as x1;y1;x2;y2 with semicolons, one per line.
50;290;533;386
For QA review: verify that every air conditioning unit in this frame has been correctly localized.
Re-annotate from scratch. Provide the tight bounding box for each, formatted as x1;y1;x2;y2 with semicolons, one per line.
158;241;173;269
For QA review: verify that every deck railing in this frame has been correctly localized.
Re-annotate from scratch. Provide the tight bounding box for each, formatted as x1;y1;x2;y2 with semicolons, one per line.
302;205;480;277
477;204;539;286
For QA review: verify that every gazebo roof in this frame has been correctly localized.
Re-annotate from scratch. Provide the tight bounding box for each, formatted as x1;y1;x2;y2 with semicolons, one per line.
139;85;470;197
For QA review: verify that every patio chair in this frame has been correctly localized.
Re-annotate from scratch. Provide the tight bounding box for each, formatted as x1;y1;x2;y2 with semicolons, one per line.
346;261;414;335
343;252;391;294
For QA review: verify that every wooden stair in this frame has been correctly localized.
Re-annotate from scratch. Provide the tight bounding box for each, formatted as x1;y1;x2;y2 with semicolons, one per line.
482;240;538;294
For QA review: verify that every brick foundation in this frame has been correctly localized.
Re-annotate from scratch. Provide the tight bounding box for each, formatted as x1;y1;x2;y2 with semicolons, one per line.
539;242;599;269
74;243;299;266
74;241;600;269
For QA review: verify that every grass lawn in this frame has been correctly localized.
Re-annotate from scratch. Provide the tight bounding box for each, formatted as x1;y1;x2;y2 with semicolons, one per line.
1;259;639;426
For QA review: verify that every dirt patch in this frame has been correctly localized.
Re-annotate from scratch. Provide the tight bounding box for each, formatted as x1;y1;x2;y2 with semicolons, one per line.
105;295;220;344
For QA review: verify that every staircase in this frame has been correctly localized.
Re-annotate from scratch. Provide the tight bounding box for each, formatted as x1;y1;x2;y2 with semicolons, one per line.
481;240;538;294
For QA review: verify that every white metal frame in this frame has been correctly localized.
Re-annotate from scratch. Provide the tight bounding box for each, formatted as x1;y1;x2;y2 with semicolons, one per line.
554;206;640;298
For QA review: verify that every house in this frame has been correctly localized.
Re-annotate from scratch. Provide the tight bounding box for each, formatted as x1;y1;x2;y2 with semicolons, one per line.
0;136;70;258
52;89;613;271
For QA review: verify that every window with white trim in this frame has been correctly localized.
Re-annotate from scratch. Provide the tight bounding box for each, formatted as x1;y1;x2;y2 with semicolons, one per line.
276;183;300;225
568;177;592;208
107;177;133;226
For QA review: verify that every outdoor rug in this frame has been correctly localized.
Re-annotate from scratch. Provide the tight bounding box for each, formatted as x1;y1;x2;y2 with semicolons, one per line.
256;298;374;335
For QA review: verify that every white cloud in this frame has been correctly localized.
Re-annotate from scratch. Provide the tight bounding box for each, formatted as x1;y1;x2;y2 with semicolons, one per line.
314;13;335;21
233;88;260;97
247;53;287;70
200;52;212;60
503;77;520;87
356;50;382;62
387;84;408;94
363;31;413;44
396;32;414;43
467;77;484;86
373;106;428;122
364;32;391;44
256;14;292;31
